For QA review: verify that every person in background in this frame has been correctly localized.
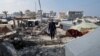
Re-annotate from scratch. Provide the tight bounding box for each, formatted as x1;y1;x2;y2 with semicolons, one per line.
48;19;56;39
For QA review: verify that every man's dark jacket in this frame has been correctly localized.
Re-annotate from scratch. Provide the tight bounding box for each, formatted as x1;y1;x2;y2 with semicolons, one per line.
48;22;56;32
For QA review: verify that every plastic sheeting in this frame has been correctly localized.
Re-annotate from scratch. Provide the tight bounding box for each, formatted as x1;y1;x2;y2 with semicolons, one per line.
65;27;100;56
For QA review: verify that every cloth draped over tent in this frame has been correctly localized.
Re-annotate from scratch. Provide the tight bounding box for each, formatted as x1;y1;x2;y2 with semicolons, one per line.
70;22;98;33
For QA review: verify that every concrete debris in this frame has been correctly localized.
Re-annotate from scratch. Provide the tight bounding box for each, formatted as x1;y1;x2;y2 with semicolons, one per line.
0;19;76;56
18;46;65;56
0;42;17;56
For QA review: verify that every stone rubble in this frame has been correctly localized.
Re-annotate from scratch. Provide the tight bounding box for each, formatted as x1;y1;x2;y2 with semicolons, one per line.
18;46;65;56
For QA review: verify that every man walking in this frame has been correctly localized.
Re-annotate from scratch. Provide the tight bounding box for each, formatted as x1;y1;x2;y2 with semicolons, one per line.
48;19;56;39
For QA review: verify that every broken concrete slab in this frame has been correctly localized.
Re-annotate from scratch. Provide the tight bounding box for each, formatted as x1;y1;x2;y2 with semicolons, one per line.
0;42;17;56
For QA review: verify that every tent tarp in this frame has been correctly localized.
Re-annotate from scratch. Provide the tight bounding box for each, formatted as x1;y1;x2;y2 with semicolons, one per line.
65;27;100;56
71;22;98;31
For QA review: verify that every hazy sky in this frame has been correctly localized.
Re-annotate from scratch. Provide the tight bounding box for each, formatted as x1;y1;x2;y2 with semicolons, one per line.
0;0;100;16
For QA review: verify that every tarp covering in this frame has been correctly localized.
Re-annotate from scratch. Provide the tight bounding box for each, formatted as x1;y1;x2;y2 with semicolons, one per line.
71;22;98;31
65;27;100;56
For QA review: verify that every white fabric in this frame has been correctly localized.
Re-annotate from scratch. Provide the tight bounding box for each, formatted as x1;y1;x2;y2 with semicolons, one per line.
70;22;98;31
65;27;100;56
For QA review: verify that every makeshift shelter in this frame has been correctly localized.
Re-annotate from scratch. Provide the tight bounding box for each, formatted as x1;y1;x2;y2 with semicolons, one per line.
0;24;12;34
65;27;100;56
0;26;11;34
8;20;18;26
2;26;11;34
70;22;98;33
0;24;12;30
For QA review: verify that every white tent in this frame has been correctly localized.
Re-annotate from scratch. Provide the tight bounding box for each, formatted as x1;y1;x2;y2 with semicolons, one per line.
70;22;98;31
8;20;18;26
0;24;12;30
65;27;100;56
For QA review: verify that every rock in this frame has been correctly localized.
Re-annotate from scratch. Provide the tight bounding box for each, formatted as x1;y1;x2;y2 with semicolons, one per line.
18;46;65;56
0;42;17;56
18;46;41;56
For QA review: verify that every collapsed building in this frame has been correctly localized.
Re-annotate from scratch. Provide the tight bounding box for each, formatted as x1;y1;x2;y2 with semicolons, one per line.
0;16;99;56
0;18;66;56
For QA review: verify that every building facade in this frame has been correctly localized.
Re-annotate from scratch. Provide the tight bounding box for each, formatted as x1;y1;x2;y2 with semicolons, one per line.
36;10;42;19
68;11;83;20
59;12;67;19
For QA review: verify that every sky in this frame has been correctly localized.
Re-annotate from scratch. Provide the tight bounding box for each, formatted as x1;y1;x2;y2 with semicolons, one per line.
0;0;100;16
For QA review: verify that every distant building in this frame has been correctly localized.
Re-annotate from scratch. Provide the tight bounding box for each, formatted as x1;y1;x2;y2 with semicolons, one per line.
0;24;12;34
68;11;83;20
43;13;50;18
0;19;8;24
50;11;56;18
36;10;42;19
0;14;12;19
43;11;56;18
59;12;67;19
12;12;24;18
83;16;93;18
25;10;36;19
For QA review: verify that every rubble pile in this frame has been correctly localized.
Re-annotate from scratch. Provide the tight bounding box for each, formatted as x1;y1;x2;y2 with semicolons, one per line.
18;46;65;56
11;40;38;50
